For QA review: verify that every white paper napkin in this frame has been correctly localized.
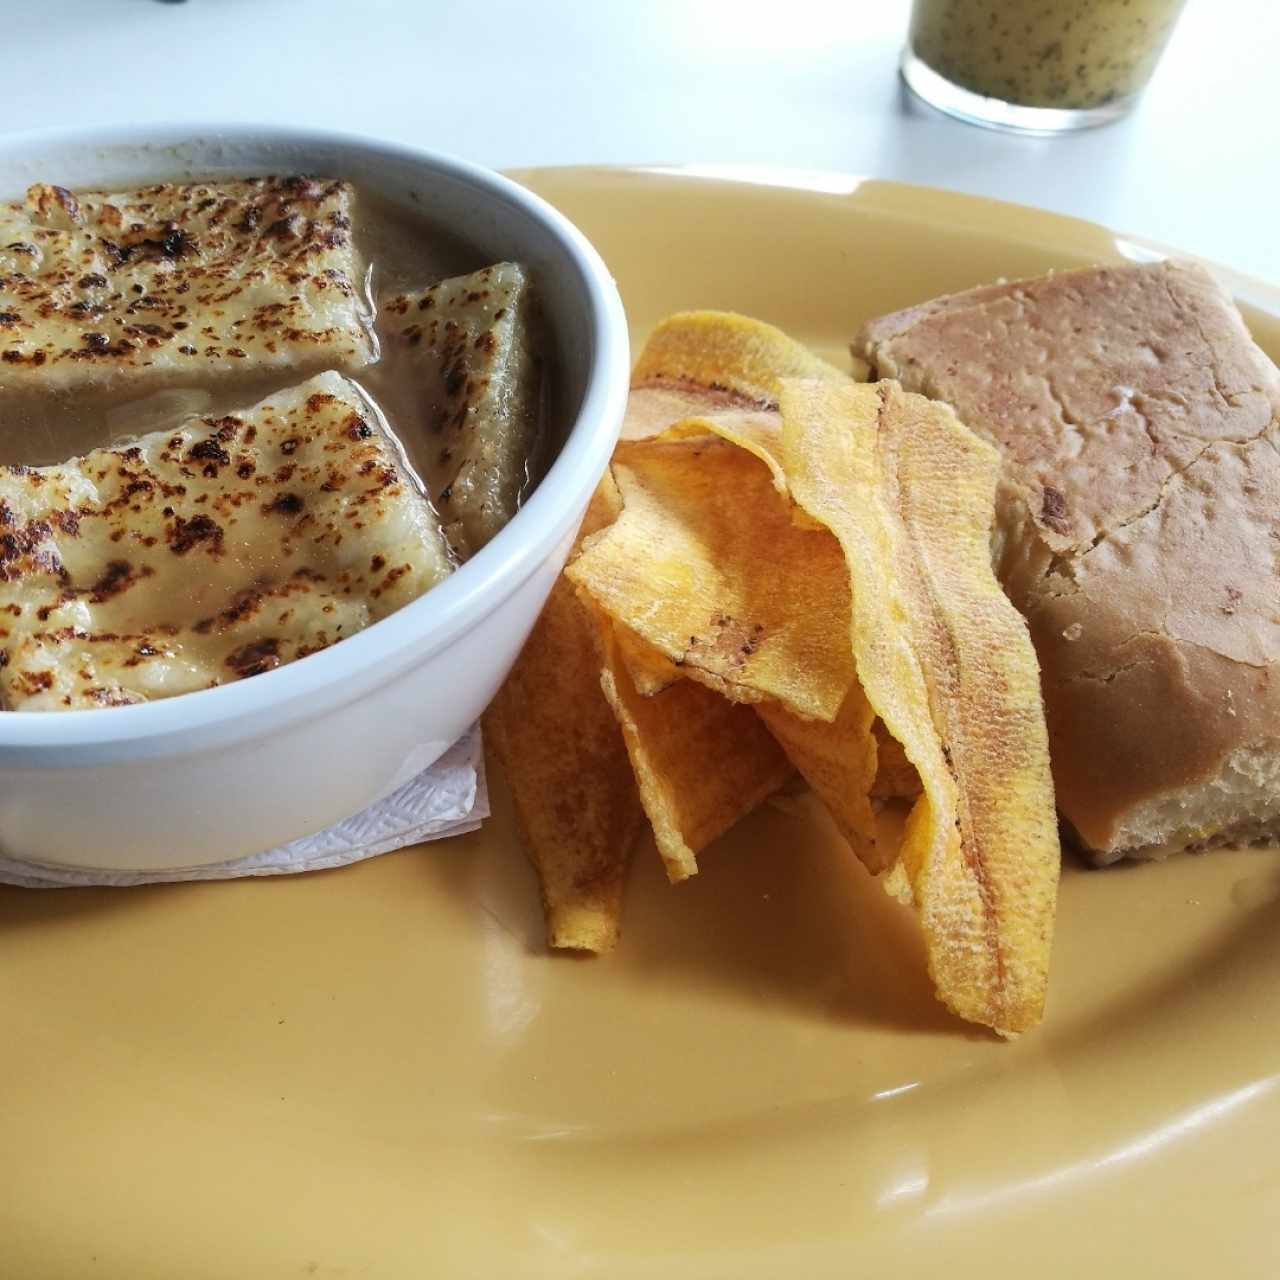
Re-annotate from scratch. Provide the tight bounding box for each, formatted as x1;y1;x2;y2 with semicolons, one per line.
0;725;488;889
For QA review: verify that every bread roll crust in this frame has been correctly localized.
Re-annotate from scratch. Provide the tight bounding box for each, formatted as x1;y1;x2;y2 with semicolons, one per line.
856;261;1280;860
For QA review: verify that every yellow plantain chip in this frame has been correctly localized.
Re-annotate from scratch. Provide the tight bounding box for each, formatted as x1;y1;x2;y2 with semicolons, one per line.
756;688;886;873
871;719;922;800
630;310;850;405
655;414;789;497
623;382;753;441
483;477;644;953
779;378;1060;1036
613;315;837;686
596;620;793;883
610;620;684;696
579;468;625;541
567;435;856;721
624;310;849;443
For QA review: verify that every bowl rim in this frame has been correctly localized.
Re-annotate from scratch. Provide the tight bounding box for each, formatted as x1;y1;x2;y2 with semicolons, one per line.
0;122;630;751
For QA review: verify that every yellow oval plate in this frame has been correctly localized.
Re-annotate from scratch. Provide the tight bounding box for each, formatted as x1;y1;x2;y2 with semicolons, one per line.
2;168;1278;1279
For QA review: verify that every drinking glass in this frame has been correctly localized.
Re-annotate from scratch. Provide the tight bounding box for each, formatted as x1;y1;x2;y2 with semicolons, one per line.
902;0;1190;134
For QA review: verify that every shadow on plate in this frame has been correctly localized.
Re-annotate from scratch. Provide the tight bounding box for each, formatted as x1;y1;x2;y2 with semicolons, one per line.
620;795;975;1038
424;765;974;1038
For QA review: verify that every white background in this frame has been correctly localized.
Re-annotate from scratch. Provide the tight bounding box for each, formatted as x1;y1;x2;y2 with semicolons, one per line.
6;0;1279;279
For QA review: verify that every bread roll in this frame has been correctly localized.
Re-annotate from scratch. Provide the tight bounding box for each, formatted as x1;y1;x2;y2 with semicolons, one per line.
855;261;1280;863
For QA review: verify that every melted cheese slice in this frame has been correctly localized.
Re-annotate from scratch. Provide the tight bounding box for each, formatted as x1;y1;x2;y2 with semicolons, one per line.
381;262;540;558
0;178;373;392
0;371;452;710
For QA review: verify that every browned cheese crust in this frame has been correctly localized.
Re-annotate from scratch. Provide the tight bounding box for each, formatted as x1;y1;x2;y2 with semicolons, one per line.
0;177;372;393
855;261;1280;859
0;372;451;709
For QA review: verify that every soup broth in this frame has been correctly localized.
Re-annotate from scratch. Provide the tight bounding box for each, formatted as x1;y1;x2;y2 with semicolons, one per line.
0;176;554;709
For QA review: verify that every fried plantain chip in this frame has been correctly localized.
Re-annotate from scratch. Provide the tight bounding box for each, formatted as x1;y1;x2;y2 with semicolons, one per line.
487;313;852;944
567;435;856;722
624;311;849;442
623;383;751;441
610;620;684;696
871;720;922;800
654;414;789;497
596;620;793;882
631;310;850;403
483;477;643;953
756;688;885;872
779;378;1060;1035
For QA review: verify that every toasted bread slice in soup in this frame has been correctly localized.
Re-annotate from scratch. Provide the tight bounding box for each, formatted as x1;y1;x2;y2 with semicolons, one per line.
0;372;451;709
856;261;1280;863
0;178;372;396
380;263;541;559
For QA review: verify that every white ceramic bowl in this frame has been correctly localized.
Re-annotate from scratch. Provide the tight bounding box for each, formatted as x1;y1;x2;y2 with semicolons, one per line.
0;125;629;871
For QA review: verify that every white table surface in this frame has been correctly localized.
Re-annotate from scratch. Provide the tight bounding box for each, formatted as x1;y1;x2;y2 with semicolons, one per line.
7;0;1279;281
